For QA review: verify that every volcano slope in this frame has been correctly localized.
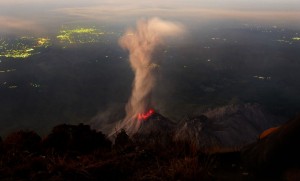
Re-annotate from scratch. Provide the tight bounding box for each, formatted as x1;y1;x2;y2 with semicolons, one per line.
174;104;285;151
132;112;176;146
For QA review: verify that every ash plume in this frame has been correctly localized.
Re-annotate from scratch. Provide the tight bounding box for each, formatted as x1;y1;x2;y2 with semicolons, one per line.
114;17;184;136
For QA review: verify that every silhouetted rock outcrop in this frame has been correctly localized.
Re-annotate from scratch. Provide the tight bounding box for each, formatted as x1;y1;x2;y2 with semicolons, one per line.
115;129;131;147
0;136;3;153
113;129;135;153
3;130;41;153
42;123;111;154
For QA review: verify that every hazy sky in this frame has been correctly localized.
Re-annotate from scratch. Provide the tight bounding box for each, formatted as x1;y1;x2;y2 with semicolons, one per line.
0;0;300;33
1;0;299;10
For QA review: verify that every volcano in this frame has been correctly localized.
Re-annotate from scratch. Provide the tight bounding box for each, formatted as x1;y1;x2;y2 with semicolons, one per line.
132;111;176;143
117;18;184;136
135;111;176;135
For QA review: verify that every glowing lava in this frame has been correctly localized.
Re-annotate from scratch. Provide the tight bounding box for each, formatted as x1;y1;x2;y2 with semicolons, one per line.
137;109;155;121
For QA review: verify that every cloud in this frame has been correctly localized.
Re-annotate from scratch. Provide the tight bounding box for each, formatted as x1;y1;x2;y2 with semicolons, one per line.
0;16;43;33
1;0;299;29
54;5;300;25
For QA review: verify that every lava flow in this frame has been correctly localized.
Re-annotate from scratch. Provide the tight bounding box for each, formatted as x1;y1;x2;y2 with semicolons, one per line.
137;109;155;121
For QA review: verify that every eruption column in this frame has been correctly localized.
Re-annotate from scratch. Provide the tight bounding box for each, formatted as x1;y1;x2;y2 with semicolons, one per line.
117;17;184;135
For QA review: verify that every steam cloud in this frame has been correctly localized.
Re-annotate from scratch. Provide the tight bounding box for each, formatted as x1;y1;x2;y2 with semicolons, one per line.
115;17;184;135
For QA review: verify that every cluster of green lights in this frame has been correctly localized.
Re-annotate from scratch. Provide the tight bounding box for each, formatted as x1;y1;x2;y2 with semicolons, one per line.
1;48;34;58
292;37;300;41
37;38;51;47
0;37;51;59
0;69;16;73
0;82;42;89
1;82;18;89
30;83;41;88
0;26;113;59
56;27;105;44
8;85;18;89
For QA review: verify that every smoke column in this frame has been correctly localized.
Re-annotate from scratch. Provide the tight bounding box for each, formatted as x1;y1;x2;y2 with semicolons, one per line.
115;17;184;135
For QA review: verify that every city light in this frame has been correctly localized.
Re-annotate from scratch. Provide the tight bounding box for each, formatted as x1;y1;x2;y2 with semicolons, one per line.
56;27;106;44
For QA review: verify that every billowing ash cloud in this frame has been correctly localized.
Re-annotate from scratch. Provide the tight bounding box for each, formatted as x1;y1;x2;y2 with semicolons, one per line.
114;17;184;135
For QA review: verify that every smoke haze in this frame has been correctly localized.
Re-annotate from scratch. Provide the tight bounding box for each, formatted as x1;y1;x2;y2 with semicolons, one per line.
115;17;184;135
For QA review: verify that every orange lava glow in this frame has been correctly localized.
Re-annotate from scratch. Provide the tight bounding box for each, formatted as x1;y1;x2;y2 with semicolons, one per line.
259;126;280;139
137;109;155;121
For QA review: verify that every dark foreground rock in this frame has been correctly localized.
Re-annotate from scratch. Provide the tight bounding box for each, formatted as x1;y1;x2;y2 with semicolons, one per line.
43;123;111;154
1;107;299;181
3;130;41;153
242;116;300;178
